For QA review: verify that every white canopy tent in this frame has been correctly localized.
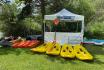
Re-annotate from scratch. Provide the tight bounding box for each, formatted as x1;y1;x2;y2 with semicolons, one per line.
45;9;84;21
44;9;84;44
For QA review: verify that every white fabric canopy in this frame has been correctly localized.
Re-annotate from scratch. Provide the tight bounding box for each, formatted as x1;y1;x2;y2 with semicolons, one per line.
44;9;84;44
44;9;84;21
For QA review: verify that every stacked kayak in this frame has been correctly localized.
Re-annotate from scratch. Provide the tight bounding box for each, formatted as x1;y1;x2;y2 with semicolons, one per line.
31;42;53;53
83;39;104;45
12;40;40;48
60;44;75;58
74;44;93;60
31;42;93;60
46;43;61;55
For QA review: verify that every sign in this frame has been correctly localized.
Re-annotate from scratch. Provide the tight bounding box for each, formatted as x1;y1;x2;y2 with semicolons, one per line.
57;16;75;20
53;18;59;25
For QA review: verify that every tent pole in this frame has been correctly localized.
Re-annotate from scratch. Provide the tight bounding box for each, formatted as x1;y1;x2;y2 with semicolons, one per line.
81;20;84;42
53;24;56;43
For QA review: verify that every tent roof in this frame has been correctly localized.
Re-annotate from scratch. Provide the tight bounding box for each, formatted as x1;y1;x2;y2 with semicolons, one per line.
44;9;84;21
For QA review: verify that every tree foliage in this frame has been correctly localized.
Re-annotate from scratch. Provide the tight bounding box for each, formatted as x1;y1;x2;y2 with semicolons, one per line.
0;0;104;38
45;0;95;24
0;3;41;37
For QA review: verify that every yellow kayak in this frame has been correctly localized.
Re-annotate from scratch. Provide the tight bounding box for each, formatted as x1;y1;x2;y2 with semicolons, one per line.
74;44;93;60
46;43;61;55
31;42;52;53
60;44;75;58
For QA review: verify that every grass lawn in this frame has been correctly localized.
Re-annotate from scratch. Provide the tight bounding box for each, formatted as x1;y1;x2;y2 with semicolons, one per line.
0;45;104;70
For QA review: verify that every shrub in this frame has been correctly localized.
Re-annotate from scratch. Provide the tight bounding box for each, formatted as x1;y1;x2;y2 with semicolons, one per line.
85;22;104;39
0;4;42;37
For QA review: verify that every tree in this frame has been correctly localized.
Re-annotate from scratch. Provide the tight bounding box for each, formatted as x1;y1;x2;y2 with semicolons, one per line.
45;0;95;24
0;3;41;37
17;0;33;20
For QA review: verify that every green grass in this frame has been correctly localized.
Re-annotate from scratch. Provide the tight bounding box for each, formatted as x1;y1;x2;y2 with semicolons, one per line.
0;45;104;70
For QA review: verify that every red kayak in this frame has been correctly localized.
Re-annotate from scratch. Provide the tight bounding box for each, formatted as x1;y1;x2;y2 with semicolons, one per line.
12;40;40;48
16;41;26;47
12;42;20;48
22;41;31;48
28;40;39;47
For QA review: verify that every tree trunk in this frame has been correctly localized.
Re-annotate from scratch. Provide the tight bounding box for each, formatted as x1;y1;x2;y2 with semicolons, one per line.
40;0;45;43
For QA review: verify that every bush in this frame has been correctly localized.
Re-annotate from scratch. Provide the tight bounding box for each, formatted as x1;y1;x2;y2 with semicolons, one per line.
0;4;42;37
85;22;104;39
0;17;42;37
16;18;42;37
